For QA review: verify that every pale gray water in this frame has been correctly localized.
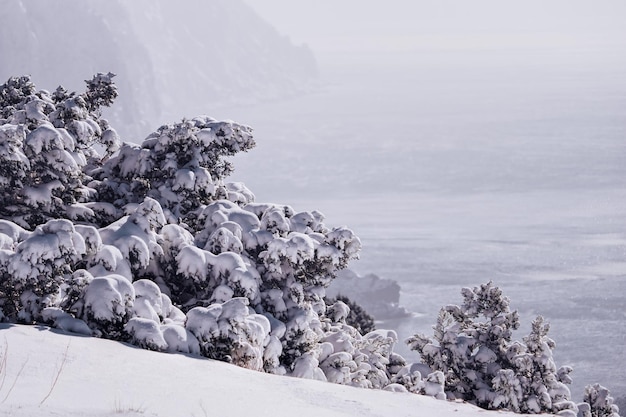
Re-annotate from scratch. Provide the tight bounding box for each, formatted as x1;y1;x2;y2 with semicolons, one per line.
222;46;626;399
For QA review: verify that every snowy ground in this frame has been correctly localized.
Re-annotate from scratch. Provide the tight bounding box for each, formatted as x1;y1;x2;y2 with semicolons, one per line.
0;324;540;417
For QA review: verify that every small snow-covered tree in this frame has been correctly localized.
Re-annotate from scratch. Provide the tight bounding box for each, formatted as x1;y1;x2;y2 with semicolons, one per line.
580;384;621;417
407;282;520;402
408;281;577;414
509;316;577;414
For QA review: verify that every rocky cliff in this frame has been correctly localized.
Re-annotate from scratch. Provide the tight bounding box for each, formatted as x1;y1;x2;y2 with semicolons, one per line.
0;0;317;140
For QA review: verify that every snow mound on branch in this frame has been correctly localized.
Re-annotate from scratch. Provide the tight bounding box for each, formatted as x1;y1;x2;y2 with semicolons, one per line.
84;274;134;323
125;317;168;351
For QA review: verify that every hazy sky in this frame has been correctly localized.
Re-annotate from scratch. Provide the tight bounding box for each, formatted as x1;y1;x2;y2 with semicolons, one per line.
245;1;626;54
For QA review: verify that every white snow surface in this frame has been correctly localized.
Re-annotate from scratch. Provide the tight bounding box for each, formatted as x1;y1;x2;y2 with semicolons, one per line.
0;324;552;417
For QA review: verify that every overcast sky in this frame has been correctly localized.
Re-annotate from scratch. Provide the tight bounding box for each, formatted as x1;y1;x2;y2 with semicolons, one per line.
245;1;626;54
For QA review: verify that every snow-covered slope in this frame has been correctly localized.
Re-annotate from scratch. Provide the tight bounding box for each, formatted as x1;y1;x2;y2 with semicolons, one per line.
0;324;543;417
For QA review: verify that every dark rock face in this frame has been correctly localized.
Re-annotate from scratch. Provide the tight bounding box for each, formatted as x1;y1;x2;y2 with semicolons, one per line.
327;269;410;321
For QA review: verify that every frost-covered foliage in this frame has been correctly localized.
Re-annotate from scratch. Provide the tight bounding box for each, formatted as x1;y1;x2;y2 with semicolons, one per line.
407;282;579;414
161;198;362;370
0;219;86;322
96;116;255;220
186;297;280;371
579;384;621;417
290;308;400;388
0;74;120;229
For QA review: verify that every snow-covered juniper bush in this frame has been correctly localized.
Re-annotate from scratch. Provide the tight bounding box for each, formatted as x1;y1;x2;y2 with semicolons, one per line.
0;75;620;416
407;282;620;416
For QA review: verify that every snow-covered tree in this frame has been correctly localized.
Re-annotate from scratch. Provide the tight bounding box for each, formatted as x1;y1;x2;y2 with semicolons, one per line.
0;74;364;374
580;384;621;417
407;281;577;414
